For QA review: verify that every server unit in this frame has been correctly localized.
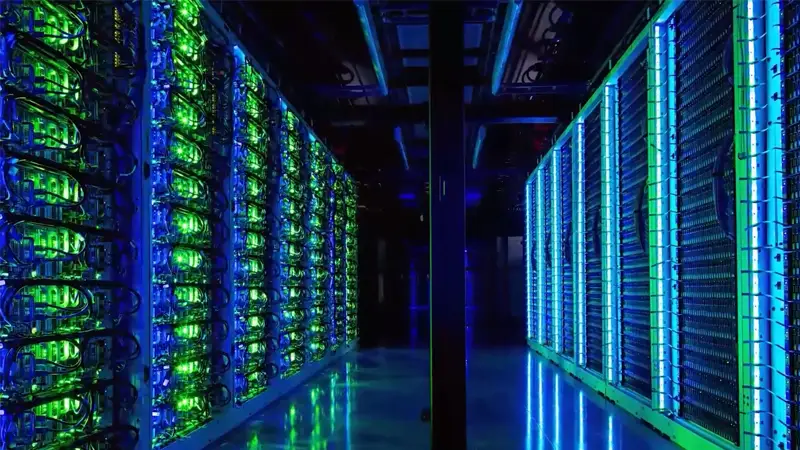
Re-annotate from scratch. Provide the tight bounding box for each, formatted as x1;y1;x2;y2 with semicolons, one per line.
525;0;782;448
0;1;359;449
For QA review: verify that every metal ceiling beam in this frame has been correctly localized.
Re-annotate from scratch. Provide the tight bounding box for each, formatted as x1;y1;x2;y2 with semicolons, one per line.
328;101;565;125
354;0;389;95
491;0;524;95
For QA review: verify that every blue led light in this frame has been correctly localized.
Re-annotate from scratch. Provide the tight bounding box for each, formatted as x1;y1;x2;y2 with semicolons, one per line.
354;0;388;96
393;126;409;171
491;0;524;95
472;125;487;170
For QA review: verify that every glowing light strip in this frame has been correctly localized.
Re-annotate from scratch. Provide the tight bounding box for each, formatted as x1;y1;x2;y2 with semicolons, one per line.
526;352;532;450
746;1;762;447
554;373;560;448
653;23;667;409
576;122;587;365
602;85;614;382
553;150;562;353
608;416;614;450
579;391;586;450
537;170;545;343
537;361;544;450
526;182;534;339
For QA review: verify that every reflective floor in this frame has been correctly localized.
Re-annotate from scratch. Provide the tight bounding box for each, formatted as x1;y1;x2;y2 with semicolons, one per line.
214;347;678;449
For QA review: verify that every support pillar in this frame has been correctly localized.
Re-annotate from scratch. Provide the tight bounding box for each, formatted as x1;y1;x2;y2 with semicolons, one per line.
429;4;467;449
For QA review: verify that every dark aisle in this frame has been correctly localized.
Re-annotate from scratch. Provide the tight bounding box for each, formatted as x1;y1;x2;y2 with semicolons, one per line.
215;348;678;449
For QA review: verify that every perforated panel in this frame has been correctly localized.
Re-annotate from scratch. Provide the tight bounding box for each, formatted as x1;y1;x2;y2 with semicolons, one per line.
618;50;652;399
584;106;603;374
674;1;739;442
561;141;574;358
544;163;554;347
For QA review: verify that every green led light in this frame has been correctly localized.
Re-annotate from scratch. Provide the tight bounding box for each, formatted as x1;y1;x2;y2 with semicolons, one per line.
246;176;263;199
172;97;204;132
12;161;83;206
245;150;265;172
283;309;304;322
245;121;265;148
174;57;203;97
10;222;86;260
171;207;209;238
247;204;267;226
174;286;206;307
24;1;88;62
16;52;83;112
245;232;265;250
175;360;203;375
171;247;205;270
171;134;204;166
15;100;81;153
175;323;202;339
242;256;264;274
175;395;204;412
284;223;305;240
172;19;207;64
171;169;206;200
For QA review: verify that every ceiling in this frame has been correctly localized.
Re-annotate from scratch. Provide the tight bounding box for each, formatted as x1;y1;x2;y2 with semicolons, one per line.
210;0;655;238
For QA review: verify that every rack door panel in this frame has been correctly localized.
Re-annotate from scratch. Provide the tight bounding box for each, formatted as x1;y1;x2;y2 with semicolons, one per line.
584;106;603;374
543;162;554;347
618;50;651;400
783;2;800;449
561;141;574;358
673;0;739;443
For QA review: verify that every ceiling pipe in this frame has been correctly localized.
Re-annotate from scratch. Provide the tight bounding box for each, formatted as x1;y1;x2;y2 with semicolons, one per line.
490;0;524;95
354;0;389;96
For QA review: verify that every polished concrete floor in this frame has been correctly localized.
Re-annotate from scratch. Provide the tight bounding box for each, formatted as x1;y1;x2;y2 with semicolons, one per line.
214;347;678;449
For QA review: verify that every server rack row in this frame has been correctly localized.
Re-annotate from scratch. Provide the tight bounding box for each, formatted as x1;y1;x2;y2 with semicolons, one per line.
525;1;784;449
0;1;359;449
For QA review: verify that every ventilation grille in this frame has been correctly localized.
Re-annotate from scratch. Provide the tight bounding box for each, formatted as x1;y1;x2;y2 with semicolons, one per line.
561;140;574;358
674;0;739;443
529;183;538;340
584;106;603;374
618;50;652;399
544;163;554;347
783;3;800;449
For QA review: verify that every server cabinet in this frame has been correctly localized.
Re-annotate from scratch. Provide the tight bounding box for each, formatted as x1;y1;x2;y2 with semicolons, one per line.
525;0;784;448
0;1;358;449
0;1;142;448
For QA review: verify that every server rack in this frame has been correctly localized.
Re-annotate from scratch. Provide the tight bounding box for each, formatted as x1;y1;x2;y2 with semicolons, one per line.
0;1;142;448
525;0;783;448
784;3;800;450
0;1;359;449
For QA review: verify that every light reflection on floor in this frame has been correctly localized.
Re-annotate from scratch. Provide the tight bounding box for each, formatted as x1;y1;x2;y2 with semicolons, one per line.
214;348;678;449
